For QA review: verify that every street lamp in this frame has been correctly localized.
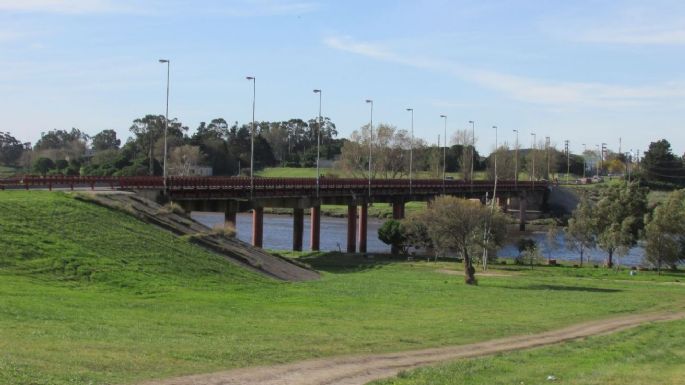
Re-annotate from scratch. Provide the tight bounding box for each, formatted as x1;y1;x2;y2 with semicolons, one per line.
513;129;519;186
530;132;536;181
440;114;447;191
468;120;475;185
366;99;373;197
246;76;256;196
313;89;322;197
158;59;170;187
493;125;498;182
582;143;587;178
406;108;414;195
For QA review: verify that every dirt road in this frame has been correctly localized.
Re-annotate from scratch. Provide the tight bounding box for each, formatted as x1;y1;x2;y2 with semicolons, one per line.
141;310;685;385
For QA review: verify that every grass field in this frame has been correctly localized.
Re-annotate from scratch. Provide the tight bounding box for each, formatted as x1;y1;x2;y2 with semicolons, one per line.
371;319;685;385
0;165;19;178
1;191;684;384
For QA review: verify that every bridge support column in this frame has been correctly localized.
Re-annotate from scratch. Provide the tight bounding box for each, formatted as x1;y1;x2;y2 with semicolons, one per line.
293;208;304;251
392;200;405;220
498;197;508;213
347;205;357;253
252;207;264;248
310;206;321;251
518;195;527;232
358;204;368;253
224;201;238;229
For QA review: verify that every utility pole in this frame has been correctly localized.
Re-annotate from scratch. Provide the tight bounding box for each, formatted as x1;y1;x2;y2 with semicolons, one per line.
601;143;607;177
564;140;570;184
545;136;550;180
582;143;587;178
513;129;519;187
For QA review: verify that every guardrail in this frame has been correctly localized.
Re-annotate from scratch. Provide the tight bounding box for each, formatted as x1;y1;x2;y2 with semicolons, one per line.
0;175;548;196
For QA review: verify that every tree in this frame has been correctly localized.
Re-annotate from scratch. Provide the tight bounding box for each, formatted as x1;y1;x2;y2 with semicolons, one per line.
402;213;433;256
641;139;684;185
168;145;205;176
419;196;507;285
91;129;121;151
34;128;88;151
545;223;560;263
33;157;55;176
129;115;186;175
565;194;596;266
644;190;685;273
0;132;24;165
338;123;412;178
378;220;407;255
516;238;539;269
594;182;648;268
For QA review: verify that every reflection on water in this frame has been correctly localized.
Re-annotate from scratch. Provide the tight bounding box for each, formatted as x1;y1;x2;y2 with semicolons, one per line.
191;212;646;266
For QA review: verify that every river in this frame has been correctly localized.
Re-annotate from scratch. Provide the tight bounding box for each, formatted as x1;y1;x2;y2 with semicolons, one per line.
191;212;647;266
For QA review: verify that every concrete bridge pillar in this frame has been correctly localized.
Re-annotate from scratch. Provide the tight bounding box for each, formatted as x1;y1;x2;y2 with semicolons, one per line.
224;201;238;229
498;197;508;213
392;200;405;220
347;205;357;253
293;208;304;251
518;195;527;232
310;206;321;251
358;204;368;253
252;207;264;248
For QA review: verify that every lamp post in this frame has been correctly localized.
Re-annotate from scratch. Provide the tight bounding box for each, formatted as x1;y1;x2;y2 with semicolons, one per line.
493;125;498;182
468;120;475;185
246;76;256;197
582;143;587;178
513;129;519;187
366;99;373;197
545;136;550;180
313;89;322;197
406;108;414;195
595;144;600;177
440;114;447;191
530;132;536;181
158;59;170;187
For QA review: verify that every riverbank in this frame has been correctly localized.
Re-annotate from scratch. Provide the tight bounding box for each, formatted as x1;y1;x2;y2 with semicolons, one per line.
2;191;683;384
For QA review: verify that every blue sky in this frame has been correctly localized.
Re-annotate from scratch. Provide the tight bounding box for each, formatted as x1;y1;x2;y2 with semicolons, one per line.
1;0;684;155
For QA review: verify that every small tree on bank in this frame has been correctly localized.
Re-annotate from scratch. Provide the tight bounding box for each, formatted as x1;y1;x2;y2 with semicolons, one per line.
565;194;596;267
416;196;507;285
645;190;685;274
378;219;407;255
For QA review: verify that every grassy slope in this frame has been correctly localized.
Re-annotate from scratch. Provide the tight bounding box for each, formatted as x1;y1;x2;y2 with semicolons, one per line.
0;165;19;178
371;319;685;385
1;192;684;384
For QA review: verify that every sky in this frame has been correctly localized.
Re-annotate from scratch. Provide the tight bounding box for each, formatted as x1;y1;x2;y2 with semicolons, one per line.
1;0;684;156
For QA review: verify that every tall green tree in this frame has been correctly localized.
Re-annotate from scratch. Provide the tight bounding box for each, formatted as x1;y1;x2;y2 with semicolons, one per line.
91;129;121;151
641;139;684;185
644;189;685;273
129;115;186;175
594;182;648;267
0;132;24;165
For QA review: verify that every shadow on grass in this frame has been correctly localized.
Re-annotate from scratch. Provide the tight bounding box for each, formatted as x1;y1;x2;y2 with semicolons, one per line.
287;252;404;274
509;284;623;293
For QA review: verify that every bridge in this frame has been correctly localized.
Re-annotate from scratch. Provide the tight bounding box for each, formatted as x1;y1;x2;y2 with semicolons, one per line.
1;175;548;253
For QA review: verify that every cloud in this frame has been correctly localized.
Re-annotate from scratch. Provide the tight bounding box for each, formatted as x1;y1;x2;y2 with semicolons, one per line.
0;0;138;14
324;35;685;108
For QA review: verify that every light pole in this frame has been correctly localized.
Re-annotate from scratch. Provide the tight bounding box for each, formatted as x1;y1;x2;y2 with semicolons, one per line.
582;143;587;178
406;108;414;194
493;125;498;182
595;144;600;177
601;143;607;177
366;99;373;197
158;59;170;187
468;120;475;185
313;89;322;197
565;140;570;184
440;115;447;190
513;129;519;186
246;76;256;196
545;136;550;180
530;132;536;181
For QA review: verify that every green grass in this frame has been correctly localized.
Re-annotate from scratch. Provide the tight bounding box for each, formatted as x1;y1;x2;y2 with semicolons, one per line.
0;165;19;178
1;191;684;384
371;318;685;385
256;167;325;177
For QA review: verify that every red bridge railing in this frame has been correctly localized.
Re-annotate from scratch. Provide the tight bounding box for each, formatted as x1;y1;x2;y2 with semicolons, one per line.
0;175;547;196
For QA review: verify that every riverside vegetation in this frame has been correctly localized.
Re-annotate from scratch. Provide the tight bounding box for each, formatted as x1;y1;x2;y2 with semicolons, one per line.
1;191;685;384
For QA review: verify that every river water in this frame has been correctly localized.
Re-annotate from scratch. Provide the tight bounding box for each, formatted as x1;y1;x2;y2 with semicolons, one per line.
191;212;647;266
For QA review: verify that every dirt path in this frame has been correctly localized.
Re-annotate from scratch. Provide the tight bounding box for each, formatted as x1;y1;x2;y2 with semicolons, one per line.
141;310;685;385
